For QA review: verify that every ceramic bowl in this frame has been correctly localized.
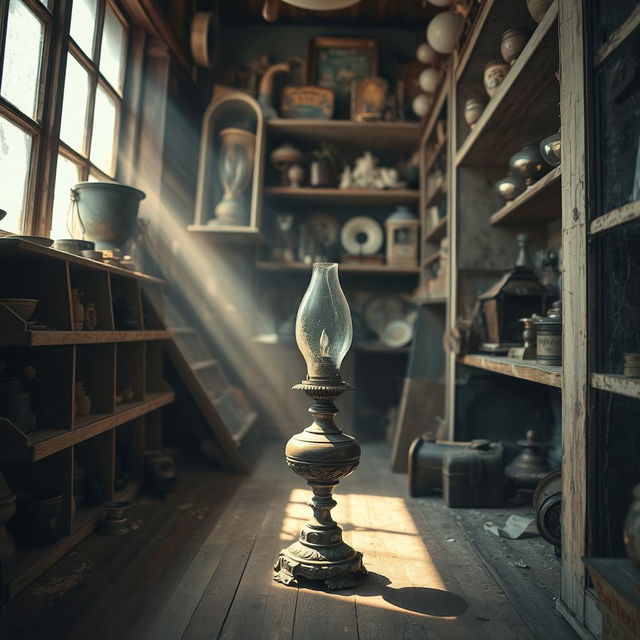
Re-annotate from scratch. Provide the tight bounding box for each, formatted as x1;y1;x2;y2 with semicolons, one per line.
500;28;531;65
495;175;526;203
464;98;486;128
540;131;561;167
14;236;54;247
527;0;553;22
509;144;549;186
483;60;510;97
0;298;38;320
81;249;104;261
53;238;95;255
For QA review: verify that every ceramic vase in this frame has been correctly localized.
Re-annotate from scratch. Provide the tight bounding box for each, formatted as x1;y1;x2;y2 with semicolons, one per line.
72;289;84;330
509;143;549;186
624;484;640;570
483;60;510;97
500;28;531;65
526;0;553;23
0;473;16;566
464;98;486;128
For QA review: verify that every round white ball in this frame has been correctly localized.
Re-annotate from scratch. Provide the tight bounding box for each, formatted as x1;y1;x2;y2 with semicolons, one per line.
419;67;440;93
426;11;464;54
416;42;439;65
412;94;432;117
428;0;451;6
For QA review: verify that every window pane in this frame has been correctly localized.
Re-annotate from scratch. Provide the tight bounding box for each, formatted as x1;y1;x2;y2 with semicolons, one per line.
60;54;90;153
90;86;117;174
50;154;81;239
0;117;32;233
70;0;97;57
99;5;126;93
1;0;45;119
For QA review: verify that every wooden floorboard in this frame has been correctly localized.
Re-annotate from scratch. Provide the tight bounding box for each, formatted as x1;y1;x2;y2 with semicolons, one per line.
1;441;578;640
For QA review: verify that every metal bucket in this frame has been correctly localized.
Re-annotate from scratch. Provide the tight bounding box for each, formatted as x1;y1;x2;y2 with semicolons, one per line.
72;182;146;249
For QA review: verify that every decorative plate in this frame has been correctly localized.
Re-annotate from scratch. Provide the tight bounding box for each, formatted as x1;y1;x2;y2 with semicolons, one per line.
381;319;414;347
362;295;405;335
340;216;383;255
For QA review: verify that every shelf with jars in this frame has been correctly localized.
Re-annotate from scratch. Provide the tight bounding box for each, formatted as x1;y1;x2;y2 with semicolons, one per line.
0;238;174;600
455;1;559;168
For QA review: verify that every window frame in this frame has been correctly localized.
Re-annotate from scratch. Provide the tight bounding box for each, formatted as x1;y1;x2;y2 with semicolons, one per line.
0;0;132;237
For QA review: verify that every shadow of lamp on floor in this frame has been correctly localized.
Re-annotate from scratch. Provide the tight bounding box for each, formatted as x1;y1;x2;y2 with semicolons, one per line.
274;262;367;590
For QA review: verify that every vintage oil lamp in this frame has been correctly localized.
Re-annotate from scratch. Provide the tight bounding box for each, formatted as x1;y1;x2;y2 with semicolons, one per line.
274;262;367;589
478;234;547;353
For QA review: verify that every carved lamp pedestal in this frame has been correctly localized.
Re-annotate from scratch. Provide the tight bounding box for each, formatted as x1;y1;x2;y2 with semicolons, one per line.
273;263;367;590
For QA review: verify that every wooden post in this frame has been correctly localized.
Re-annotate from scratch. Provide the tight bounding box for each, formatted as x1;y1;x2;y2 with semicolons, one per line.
558;0;589;629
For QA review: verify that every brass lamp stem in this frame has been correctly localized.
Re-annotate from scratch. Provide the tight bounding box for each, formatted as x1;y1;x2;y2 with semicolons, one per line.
273;379;367;590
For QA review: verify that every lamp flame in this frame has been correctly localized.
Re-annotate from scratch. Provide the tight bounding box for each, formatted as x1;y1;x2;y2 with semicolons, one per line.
319;329;330;357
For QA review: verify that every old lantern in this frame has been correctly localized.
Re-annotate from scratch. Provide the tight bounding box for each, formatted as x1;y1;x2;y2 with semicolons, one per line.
478;234;547;353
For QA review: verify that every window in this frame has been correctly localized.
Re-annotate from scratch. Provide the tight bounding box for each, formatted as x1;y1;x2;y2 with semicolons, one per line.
0;0;48;233
0;0;128;238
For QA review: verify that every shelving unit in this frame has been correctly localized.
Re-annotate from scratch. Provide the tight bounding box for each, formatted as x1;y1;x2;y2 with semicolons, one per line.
257;115;420;440
454;1;559;167
460;354;562;388
0;238;174;599
262;186;419;206
490;166;561;226
256;261;420;276
266;118;420;151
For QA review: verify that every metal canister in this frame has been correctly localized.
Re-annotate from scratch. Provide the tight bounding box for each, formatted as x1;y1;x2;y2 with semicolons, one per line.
623;352;640;378
534;301;562;366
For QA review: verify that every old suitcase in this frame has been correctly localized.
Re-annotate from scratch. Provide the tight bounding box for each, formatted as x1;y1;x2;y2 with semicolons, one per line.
408;435;470;496
442;440;506;507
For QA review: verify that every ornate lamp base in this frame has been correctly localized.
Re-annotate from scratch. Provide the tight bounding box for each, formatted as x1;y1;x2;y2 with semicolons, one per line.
273;379;367;590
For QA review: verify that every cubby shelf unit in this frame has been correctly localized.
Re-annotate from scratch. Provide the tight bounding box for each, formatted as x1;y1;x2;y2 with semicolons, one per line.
0;238;174;600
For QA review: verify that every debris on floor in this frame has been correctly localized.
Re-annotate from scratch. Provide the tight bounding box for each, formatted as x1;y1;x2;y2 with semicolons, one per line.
484;514;537;539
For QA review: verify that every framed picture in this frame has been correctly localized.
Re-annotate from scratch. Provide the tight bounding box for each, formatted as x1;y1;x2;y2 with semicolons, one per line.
351;77;388;122
307;37;378;118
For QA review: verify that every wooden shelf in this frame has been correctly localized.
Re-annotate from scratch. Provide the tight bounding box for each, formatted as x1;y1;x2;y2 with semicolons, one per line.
187;225;263;243
257;261;419;276
422;250;441;267
490;167;562;226
590;199;640;236
0;237;165;285
0;391;174;462
354;341;411;354
266;119;420;152
424;180;447;209
263;186;419;206
459;354;562;388
592;373;640;400
0;329;171;347
455;2;560;167
413;291;447;306
424;217;447;242
5;481;142;600
423;136;447;177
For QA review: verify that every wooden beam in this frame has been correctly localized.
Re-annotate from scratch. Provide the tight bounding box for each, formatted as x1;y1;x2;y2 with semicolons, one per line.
119;0;193;77
558;0;589;628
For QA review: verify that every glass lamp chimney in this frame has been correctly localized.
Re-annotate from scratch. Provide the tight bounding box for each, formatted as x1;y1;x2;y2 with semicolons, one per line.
295;262;353;380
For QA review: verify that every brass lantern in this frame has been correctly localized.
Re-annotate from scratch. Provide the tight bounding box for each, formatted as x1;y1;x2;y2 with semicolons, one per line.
478;234;547;353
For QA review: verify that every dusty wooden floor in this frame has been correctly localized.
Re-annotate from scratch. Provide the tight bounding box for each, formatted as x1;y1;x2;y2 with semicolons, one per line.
1;442;577;640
